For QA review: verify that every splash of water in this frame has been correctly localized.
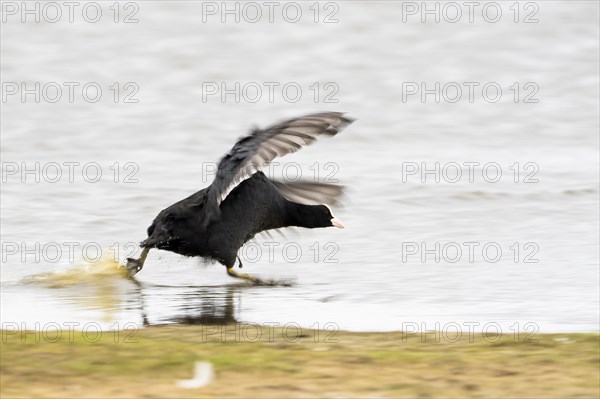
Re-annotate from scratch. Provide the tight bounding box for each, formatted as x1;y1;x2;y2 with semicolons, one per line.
21;255;129;287
20;254;132;321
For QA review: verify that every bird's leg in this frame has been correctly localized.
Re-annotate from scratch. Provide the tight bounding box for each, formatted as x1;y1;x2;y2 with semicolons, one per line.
226;266;261;283
225;257;293;287
226;256;262;283
124;247;150;277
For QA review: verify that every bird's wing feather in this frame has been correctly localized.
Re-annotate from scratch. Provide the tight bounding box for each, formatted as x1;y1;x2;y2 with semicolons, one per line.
204;112;353;222
270;180;345;206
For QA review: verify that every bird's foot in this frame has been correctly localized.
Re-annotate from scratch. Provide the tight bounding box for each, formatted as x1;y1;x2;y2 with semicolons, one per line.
226;266;261;283
122;257;144;277
226;267;294;287
120;247;150;278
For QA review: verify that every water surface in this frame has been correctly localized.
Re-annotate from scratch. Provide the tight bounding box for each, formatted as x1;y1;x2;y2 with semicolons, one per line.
1;1;599;333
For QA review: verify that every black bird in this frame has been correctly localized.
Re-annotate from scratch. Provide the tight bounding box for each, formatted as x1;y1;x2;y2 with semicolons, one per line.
124;112;353;282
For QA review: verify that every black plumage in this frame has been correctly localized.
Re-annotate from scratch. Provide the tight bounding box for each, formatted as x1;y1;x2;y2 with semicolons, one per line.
124;112;354;281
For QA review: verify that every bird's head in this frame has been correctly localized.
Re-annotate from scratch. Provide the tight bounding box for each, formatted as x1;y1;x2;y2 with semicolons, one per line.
313;204;344;229
324;204;345;229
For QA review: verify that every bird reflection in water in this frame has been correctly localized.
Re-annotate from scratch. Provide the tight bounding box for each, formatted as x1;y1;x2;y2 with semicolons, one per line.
127;279;242;326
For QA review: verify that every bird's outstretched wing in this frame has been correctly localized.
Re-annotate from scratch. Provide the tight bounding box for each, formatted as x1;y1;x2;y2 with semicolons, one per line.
204;112;353;222
269;180;344;207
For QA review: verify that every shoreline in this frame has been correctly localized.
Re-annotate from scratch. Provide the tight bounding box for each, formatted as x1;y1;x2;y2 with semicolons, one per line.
2;325;598;398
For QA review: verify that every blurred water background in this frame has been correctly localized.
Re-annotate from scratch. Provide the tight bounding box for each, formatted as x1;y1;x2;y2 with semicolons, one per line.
1;1;598;332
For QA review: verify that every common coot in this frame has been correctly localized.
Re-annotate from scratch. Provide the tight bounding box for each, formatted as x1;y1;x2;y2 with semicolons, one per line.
124;112;354;282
